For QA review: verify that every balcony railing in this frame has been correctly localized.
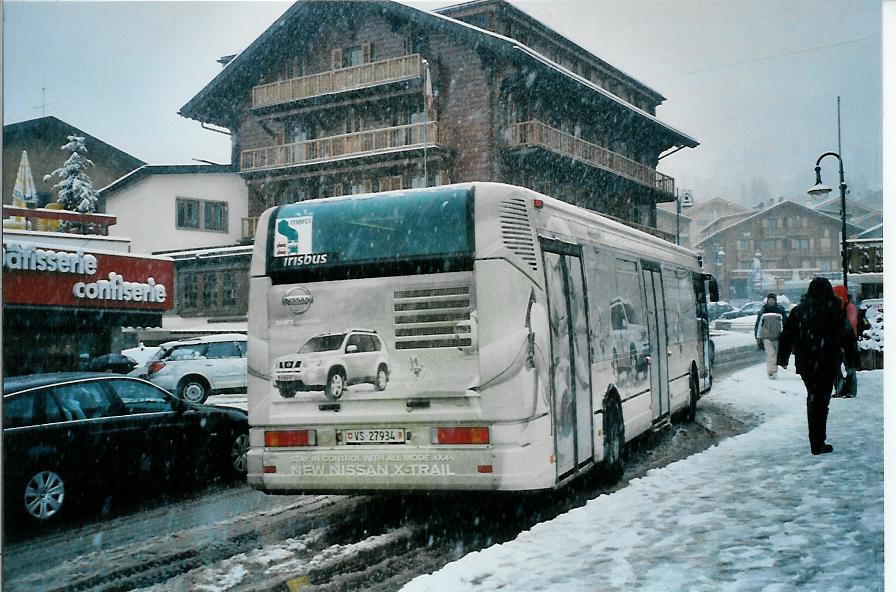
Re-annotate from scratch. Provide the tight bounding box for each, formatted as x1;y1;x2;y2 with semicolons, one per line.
847;239;883;274
241;121;439;172
2;205;116;235
508;121;675;196
252;54;423;109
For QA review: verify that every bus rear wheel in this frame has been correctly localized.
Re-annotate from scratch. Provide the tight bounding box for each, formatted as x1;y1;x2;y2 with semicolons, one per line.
685;373;699;423
600;396;624;484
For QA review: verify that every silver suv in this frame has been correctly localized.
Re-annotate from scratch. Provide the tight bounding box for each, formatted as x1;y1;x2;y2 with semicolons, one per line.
136;334;247;404
272;330;390;400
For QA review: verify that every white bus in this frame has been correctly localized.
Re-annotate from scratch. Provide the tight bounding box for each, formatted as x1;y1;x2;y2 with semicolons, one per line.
246;183;717;493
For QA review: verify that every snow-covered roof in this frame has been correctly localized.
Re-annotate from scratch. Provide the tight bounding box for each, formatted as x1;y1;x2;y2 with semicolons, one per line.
153;244;253;260
98;163;236;196
179;0;697;149
855;223;883;239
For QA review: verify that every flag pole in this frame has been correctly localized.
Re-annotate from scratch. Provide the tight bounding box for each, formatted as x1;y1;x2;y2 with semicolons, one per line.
422;59;430;188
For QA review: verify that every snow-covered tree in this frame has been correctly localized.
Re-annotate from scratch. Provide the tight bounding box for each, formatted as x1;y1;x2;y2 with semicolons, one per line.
44;135;99;214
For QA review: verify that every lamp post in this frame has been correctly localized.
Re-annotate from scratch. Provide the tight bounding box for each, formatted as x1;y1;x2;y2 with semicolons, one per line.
807;151;848;294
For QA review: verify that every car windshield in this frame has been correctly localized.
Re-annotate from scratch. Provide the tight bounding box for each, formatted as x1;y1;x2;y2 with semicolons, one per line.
299;334;346;353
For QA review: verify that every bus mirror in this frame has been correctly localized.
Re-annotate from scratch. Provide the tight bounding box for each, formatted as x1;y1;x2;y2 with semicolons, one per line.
707;276;719;302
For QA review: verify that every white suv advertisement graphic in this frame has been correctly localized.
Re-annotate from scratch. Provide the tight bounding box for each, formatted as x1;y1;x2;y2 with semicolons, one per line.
272;330;391;400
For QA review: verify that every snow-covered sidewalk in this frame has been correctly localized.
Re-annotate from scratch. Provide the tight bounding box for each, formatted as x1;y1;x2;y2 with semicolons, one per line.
403;365;884;592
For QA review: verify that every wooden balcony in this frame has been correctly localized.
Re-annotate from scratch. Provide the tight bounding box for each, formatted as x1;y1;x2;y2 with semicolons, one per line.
847;239;883;274
252;54;423;109
507;121;675;196
241;121;440;172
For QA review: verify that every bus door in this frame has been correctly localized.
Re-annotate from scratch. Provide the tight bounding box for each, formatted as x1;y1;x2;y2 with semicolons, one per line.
541;239;594;479
640;260;670;423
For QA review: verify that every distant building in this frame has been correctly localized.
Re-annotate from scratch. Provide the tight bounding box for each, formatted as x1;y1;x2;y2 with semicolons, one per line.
3;116;144;208
660;196;747;248
654;206;692;247
696;200;863;302
810;194;880;227
99;164;249;254
179;0;697;243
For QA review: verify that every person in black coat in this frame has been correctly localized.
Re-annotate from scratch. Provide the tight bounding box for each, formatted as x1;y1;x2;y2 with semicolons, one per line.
778;277;859;455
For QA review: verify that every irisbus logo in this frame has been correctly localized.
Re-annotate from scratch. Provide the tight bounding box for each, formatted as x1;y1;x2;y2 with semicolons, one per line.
283;286;313;315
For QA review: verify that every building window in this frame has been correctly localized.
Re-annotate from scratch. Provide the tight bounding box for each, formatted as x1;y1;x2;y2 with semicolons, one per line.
177;199;200;229
204;202;228;232
791;238;810;250
181;273;198;309
202;272;219;308
222;272;237;307
178;270;246;315
176;197;229;233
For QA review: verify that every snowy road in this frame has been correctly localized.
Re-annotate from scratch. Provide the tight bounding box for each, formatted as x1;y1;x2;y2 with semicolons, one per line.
3;366;758;592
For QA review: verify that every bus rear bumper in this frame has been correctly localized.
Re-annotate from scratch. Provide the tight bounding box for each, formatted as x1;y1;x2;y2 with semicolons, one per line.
246;443;554;493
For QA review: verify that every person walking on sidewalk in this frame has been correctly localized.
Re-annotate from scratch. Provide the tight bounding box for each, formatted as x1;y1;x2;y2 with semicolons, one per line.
754;292;788;379
778;278;859;455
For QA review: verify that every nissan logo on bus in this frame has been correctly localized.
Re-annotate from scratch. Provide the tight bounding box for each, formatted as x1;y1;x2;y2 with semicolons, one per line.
283;286;313;314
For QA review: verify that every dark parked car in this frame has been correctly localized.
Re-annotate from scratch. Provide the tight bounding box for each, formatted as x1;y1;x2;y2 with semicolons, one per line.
718;301;764;320
88;353;138;374
2;373;248;524
707;302;736;321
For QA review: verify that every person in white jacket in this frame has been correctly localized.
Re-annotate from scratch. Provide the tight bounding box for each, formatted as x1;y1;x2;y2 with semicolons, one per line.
754;293;788;378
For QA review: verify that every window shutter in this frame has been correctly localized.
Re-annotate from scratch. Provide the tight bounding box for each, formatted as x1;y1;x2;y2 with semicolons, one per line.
363;179;373;193
331;48;343;70
362;42;372;64
332;183;343;197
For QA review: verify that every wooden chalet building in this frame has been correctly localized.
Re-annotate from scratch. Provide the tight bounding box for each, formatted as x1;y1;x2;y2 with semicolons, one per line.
179;0;697;242
695;199;864;302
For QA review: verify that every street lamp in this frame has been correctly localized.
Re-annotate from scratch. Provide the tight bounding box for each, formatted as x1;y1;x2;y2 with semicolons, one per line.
807;151;848;294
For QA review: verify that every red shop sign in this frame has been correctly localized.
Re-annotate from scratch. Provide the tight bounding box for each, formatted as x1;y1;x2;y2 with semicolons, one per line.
2;241;173;311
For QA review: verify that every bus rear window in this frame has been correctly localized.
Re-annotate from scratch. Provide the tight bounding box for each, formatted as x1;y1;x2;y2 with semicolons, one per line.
266;187;474;282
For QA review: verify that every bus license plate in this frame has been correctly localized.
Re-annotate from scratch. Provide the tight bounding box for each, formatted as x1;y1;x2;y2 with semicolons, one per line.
343;428;406;444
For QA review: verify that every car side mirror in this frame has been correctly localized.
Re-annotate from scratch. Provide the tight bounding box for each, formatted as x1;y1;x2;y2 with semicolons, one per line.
346;344;358;354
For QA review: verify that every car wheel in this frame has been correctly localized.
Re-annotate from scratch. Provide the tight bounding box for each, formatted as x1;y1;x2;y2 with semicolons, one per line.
375;365;389;391
228;432;250;478
600;396;625;484
23;468;66;522
325;369;346;400
178;377;209;404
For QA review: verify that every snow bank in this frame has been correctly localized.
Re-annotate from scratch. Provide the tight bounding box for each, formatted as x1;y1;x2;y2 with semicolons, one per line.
858;299;883;352
710;329;756;352
402;365;883;592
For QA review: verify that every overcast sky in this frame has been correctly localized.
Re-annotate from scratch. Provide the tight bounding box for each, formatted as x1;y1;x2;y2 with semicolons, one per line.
3;0;883;207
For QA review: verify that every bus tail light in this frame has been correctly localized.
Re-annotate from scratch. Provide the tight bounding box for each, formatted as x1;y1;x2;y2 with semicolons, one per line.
147;361;166;375
432;427;489;445
265;429;317;447
263;465;277;473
